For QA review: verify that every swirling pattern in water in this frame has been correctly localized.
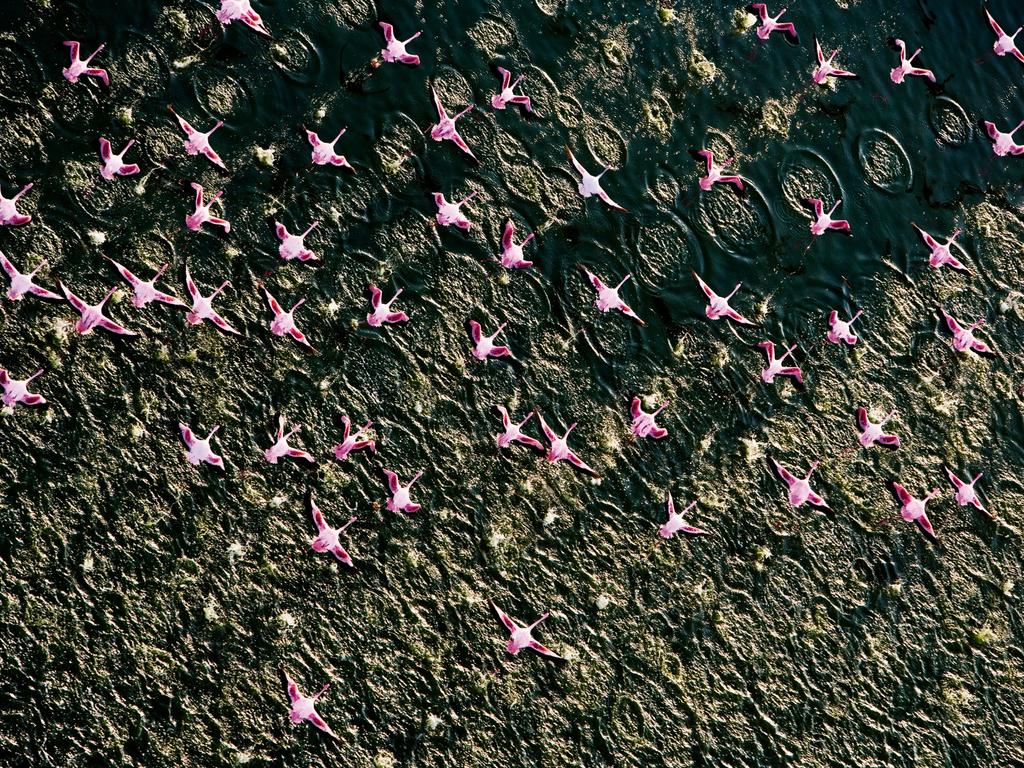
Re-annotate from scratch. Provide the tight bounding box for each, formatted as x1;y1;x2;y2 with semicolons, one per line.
191;64;257;123
0;39;43;106
778;148;843;220
857;128;913;194
928;96;973;148
538;165;586;222
467;14;518;57
644;165;682;208
585;121;628;169
114;31;170;100
270;29;323;85
633;210;702;291
693;180;775;259
3;3;1024;768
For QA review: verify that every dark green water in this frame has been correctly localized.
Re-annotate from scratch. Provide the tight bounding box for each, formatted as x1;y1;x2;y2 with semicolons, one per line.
1;0;1023;765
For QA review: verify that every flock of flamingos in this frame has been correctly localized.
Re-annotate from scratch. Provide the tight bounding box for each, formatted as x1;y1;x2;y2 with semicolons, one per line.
0;0;1020;741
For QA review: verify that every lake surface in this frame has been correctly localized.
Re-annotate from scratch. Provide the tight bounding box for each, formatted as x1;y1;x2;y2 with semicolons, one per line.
1;0;1022;766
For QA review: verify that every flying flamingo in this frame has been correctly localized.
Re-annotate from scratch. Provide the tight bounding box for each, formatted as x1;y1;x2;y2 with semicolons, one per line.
856;408;900;449
566;147;627;212
748;4;798;42
98;138;140;180
430;86;476;160
491;67;532;113
945;467;992;519
0;252;61;301
658;492;711;538
812;37;857;84
169;107;226;169
890;39;936;84
805;198;851;236
984;7;1023;62
280;668;339;741
891;482;940;541
912;223;970;273
693;272;755;325
692;149;744;192
0;181;34;226
771;458;830;511
378;21;422;65
62;41;109;86
982;119;1024;157
490;601;563;660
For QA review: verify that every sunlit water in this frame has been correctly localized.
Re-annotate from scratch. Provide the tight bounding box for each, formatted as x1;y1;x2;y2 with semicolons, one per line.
1;0;1022;766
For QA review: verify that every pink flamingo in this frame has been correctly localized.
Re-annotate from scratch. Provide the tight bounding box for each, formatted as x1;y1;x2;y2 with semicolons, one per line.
216;0;271;37
566;147;627;212
857;407;900;448
62;41;109;86
891;482;939;541
275;220;319;262
497;219;535;269
379;22;422;65
106;258;185;309
693;272;755;325
945;467;992;519
169;107;226;169
812;37;857;84
494;406;544;451
758;341;803;385
185;182;231;233
890;39;936;84
333;415;375;460
184;265;239;335
748;4;798;42
491;601;563;660
771;458;830;511
805;198;851;236
264;288;311;349
491;67;532;113
982;119;1024;157
305;125;352;168
469;320;511;361
827;309;862;345
659;492;710;538
0;367;46;409
60;282;137;336
281;668;339;741
98;138;140;180
0;181;34;226
430;85;476;160
536;412;599;477
912;223;969;273
309;492;358;567
264;416;315;464
630;397;668;439
366;284;408;327
179;423;224;469
433;190;478;230
383;469;423;513
0;252;61;301
580;266;645;326
940;309;994;355
693;149;744;192
985;7;1023;62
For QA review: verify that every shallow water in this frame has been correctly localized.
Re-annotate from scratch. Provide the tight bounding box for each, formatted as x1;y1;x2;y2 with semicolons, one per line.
1;0;1023;766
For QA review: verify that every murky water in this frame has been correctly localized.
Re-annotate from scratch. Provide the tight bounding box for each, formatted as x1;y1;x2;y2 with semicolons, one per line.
1;0;1023;766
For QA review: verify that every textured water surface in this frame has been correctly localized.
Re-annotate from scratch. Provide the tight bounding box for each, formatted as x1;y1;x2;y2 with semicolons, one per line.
1;0;1023;766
